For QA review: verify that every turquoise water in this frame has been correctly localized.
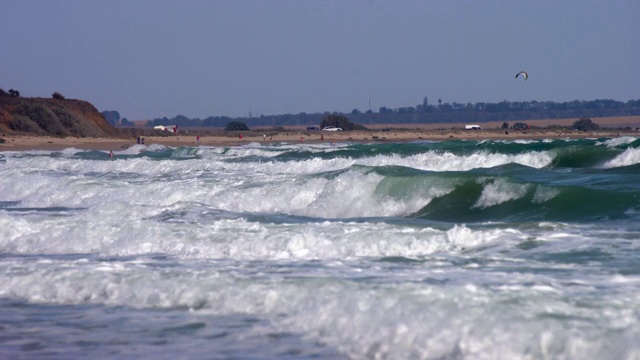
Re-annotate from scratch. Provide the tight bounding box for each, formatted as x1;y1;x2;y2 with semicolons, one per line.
1;137;640;359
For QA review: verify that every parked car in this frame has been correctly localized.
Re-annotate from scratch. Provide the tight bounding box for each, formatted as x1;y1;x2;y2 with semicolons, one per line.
322;126;342;131
306;125;320;130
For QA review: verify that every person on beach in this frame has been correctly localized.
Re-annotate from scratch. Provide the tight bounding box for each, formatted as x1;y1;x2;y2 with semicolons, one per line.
239;134;243;140
196;135;200;143
263;134;266;141
109;150;113;159
141;138;145;144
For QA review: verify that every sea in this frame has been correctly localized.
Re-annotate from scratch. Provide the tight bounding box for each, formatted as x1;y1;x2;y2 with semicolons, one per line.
1;137;640;359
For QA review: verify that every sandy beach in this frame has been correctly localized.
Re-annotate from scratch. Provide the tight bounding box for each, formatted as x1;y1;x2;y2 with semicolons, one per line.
1;116;639;151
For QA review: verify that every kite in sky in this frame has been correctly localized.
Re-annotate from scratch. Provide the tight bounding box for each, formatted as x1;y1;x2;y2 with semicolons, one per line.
515;71;528;80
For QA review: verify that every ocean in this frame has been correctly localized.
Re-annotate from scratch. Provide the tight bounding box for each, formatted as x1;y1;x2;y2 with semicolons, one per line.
1;137;640;359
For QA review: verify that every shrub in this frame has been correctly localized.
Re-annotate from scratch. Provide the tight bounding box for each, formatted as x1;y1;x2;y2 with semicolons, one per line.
10;114;45;134
225;121;249;131
52;107;103;137
572;118;600;131
319;114;366;131
512;122;529;130
14;103;67;136
52;92;65;100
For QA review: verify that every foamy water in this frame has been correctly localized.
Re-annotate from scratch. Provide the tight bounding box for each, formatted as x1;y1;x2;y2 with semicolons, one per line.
1;138;640;359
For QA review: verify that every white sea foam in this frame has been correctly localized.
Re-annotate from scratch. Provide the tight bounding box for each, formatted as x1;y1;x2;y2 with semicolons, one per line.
0;255;637;359
513;139;538;145
0;191;519;258
1;152;449;218
473;179;530;209
198;143;555;172
116;144;149;155
404;150;554;171
601;146;640;168
2;142;640;359
532;186;561;203
596;136;637;148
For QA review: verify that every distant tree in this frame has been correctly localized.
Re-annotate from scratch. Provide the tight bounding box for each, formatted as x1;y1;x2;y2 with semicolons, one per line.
502;122;509;129
319;114;366;131
572;118;600;131
120;118;134;126
397;106;416;114
351;108;361;115
52;92;65;100
8;89;20;97
225;121;249;131
101;110;121;126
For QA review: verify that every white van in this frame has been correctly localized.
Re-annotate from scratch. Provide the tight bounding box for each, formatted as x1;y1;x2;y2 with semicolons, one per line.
465;125;482;130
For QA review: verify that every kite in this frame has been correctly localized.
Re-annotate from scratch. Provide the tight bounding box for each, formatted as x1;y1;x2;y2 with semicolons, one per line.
515;71;528;80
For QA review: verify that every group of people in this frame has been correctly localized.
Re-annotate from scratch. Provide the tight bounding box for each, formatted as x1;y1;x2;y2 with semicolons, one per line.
136;136;145;145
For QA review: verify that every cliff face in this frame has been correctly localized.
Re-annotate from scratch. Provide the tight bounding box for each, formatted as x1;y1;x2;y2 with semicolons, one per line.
0;95;121;137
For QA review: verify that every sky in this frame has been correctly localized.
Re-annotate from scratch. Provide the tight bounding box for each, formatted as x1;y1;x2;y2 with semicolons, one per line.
1;0;639;120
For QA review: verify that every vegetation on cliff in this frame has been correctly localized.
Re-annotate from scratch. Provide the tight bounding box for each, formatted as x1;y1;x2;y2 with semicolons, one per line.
0;89;121;137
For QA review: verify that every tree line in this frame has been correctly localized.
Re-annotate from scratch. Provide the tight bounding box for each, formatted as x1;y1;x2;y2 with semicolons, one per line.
115;98;640;128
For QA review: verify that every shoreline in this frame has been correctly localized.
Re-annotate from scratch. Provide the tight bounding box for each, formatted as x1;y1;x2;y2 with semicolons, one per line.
0;128;636;152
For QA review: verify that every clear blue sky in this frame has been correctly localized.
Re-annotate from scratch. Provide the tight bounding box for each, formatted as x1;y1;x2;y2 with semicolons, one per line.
2;0;638;120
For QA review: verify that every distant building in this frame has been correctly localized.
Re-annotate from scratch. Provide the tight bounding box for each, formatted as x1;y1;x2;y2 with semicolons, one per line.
154;125;177;132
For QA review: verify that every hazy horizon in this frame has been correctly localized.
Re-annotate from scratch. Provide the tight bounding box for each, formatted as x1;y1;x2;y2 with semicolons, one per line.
2;1;638;120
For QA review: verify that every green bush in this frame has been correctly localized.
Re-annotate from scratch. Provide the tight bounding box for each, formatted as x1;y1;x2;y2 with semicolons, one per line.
225;121;249;131
52;107;102;137
10;114;45;134
14;103;67;136
319;114;366;130
572;118;600;131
